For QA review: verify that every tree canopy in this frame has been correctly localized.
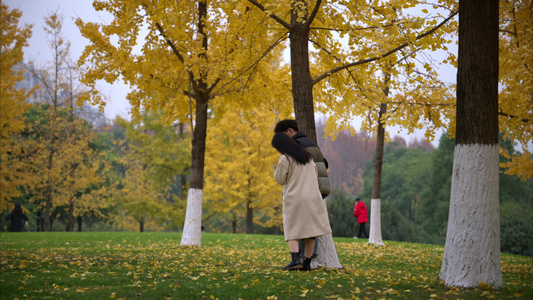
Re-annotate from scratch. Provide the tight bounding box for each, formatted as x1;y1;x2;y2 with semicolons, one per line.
0;2;33;211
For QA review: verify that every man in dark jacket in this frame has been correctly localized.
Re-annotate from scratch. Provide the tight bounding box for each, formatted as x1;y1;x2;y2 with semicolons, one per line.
4;203;28;232
274;119;331;262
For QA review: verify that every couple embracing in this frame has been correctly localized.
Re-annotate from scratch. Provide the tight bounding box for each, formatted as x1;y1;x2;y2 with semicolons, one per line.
271;119;331;271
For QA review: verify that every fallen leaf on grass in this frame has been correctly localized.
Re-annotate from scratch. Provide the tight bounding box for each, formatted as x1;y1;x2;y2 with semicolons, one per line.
300;288;309;297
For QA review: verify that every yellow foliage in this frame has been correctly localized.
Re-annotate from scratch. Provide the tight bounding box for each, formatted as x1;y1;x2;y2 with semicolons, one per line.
6;12;112;229
20;105;111;224
204;103;290;230
111;115;190;231
498;0;533;179
0;1;33;212
204;61;292;230
110;158;170;232
500;151;533;182
77;0;286;125
282;1;457;146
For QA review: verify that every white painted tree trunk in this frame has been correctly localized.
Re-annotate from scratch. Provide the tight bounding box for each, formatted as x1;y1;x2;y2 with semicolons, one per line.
180;188;203;246
311;233;343;269
368;198;384;245
440;144;502;288
311;198;343;269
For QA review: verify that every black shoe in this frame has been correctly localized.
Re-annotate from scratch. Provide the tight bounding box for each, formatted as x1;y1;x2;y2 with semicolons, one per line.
282;252;303;271
300;257;313;271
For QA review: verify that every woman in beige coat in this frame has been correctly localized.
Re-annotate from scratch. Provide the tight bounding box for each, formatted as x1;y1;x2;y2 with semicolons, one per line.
272;132;331;271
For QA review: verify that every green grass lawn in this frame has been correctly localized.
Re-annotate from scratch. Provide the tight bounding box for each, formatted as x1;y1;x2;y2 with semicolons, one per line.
0;232;531;299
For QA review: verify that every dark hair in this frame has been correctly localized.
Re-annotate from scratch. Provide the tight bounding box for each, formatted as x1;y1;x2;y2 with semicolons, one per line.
271;132;312;165
14;203;23;215
355;198;361;201
274;119;299;133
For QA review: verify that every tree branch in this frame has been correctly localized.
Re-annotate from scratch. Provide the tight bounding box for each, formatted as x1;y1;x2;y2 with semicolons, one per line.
312;10;458;85
304;0;322;32
155;23;185;64
247;0;292;30
498;111;531;123
389;101;454;107
154;22;199;91
209;34;288;100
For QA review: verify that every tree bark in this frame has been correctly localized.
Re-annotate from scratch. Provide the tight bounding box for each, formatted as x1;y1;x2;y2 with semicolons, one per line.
289;8;317;144
369;103;386;245
180;95;208;245
44;144;55;231
311;198;343;269
246;201;254;234
439;0;502;288
77;215;83;232
180;1;209;246
67;201;75;232
288;3;342;269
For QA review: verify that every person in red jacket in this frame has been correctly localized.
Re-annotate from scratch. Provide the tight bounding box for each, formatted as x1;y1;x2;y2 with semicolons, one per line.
353;197;369;239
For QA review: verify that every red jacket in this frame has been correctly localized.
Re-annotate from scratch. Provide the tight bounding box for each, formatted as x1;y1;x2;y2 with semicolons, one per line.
354;201;368;223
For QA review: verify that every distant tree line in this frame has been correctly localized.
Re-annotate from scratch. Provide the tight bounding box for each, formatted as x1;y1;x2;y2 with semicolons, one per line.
326;133;532;257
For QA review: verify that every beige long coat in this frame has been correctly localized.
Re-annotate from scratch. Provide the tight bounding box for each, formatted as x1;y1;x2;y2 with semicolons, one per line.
274;155;332;241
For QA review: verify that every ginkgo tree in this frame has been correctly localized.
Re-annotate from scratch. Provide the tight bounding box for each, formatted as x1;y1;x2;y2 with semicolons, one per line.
246;0;458;140
204;87;292;233
204;107;284;234
440;0;502;288
77;0;291;245
245;0;458;268
117;115;191;199
111;154;170;232
16;13;109;231
110;115;190;231
0;1;33;212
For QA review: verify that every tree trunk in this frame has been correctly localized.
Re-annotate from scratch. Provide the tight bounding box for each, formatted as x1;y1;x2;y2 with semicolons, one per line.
67;200;75;231
44;144;55;231
140;221;144;232
369;102;387;245
49;213;55;231
439;0;502;288
311;197;343;269
246;201;254;234
289;7;342;268
180;95;208;246
180;1;209;246
36;211;44;232
232;213;237;234
77;215;83;232
289;11;317;143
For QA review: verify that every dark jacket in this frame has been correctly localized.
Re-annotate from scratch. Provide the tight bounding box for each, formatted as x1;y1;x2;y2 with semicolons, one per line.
5;204;28;232
292;132;331;198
